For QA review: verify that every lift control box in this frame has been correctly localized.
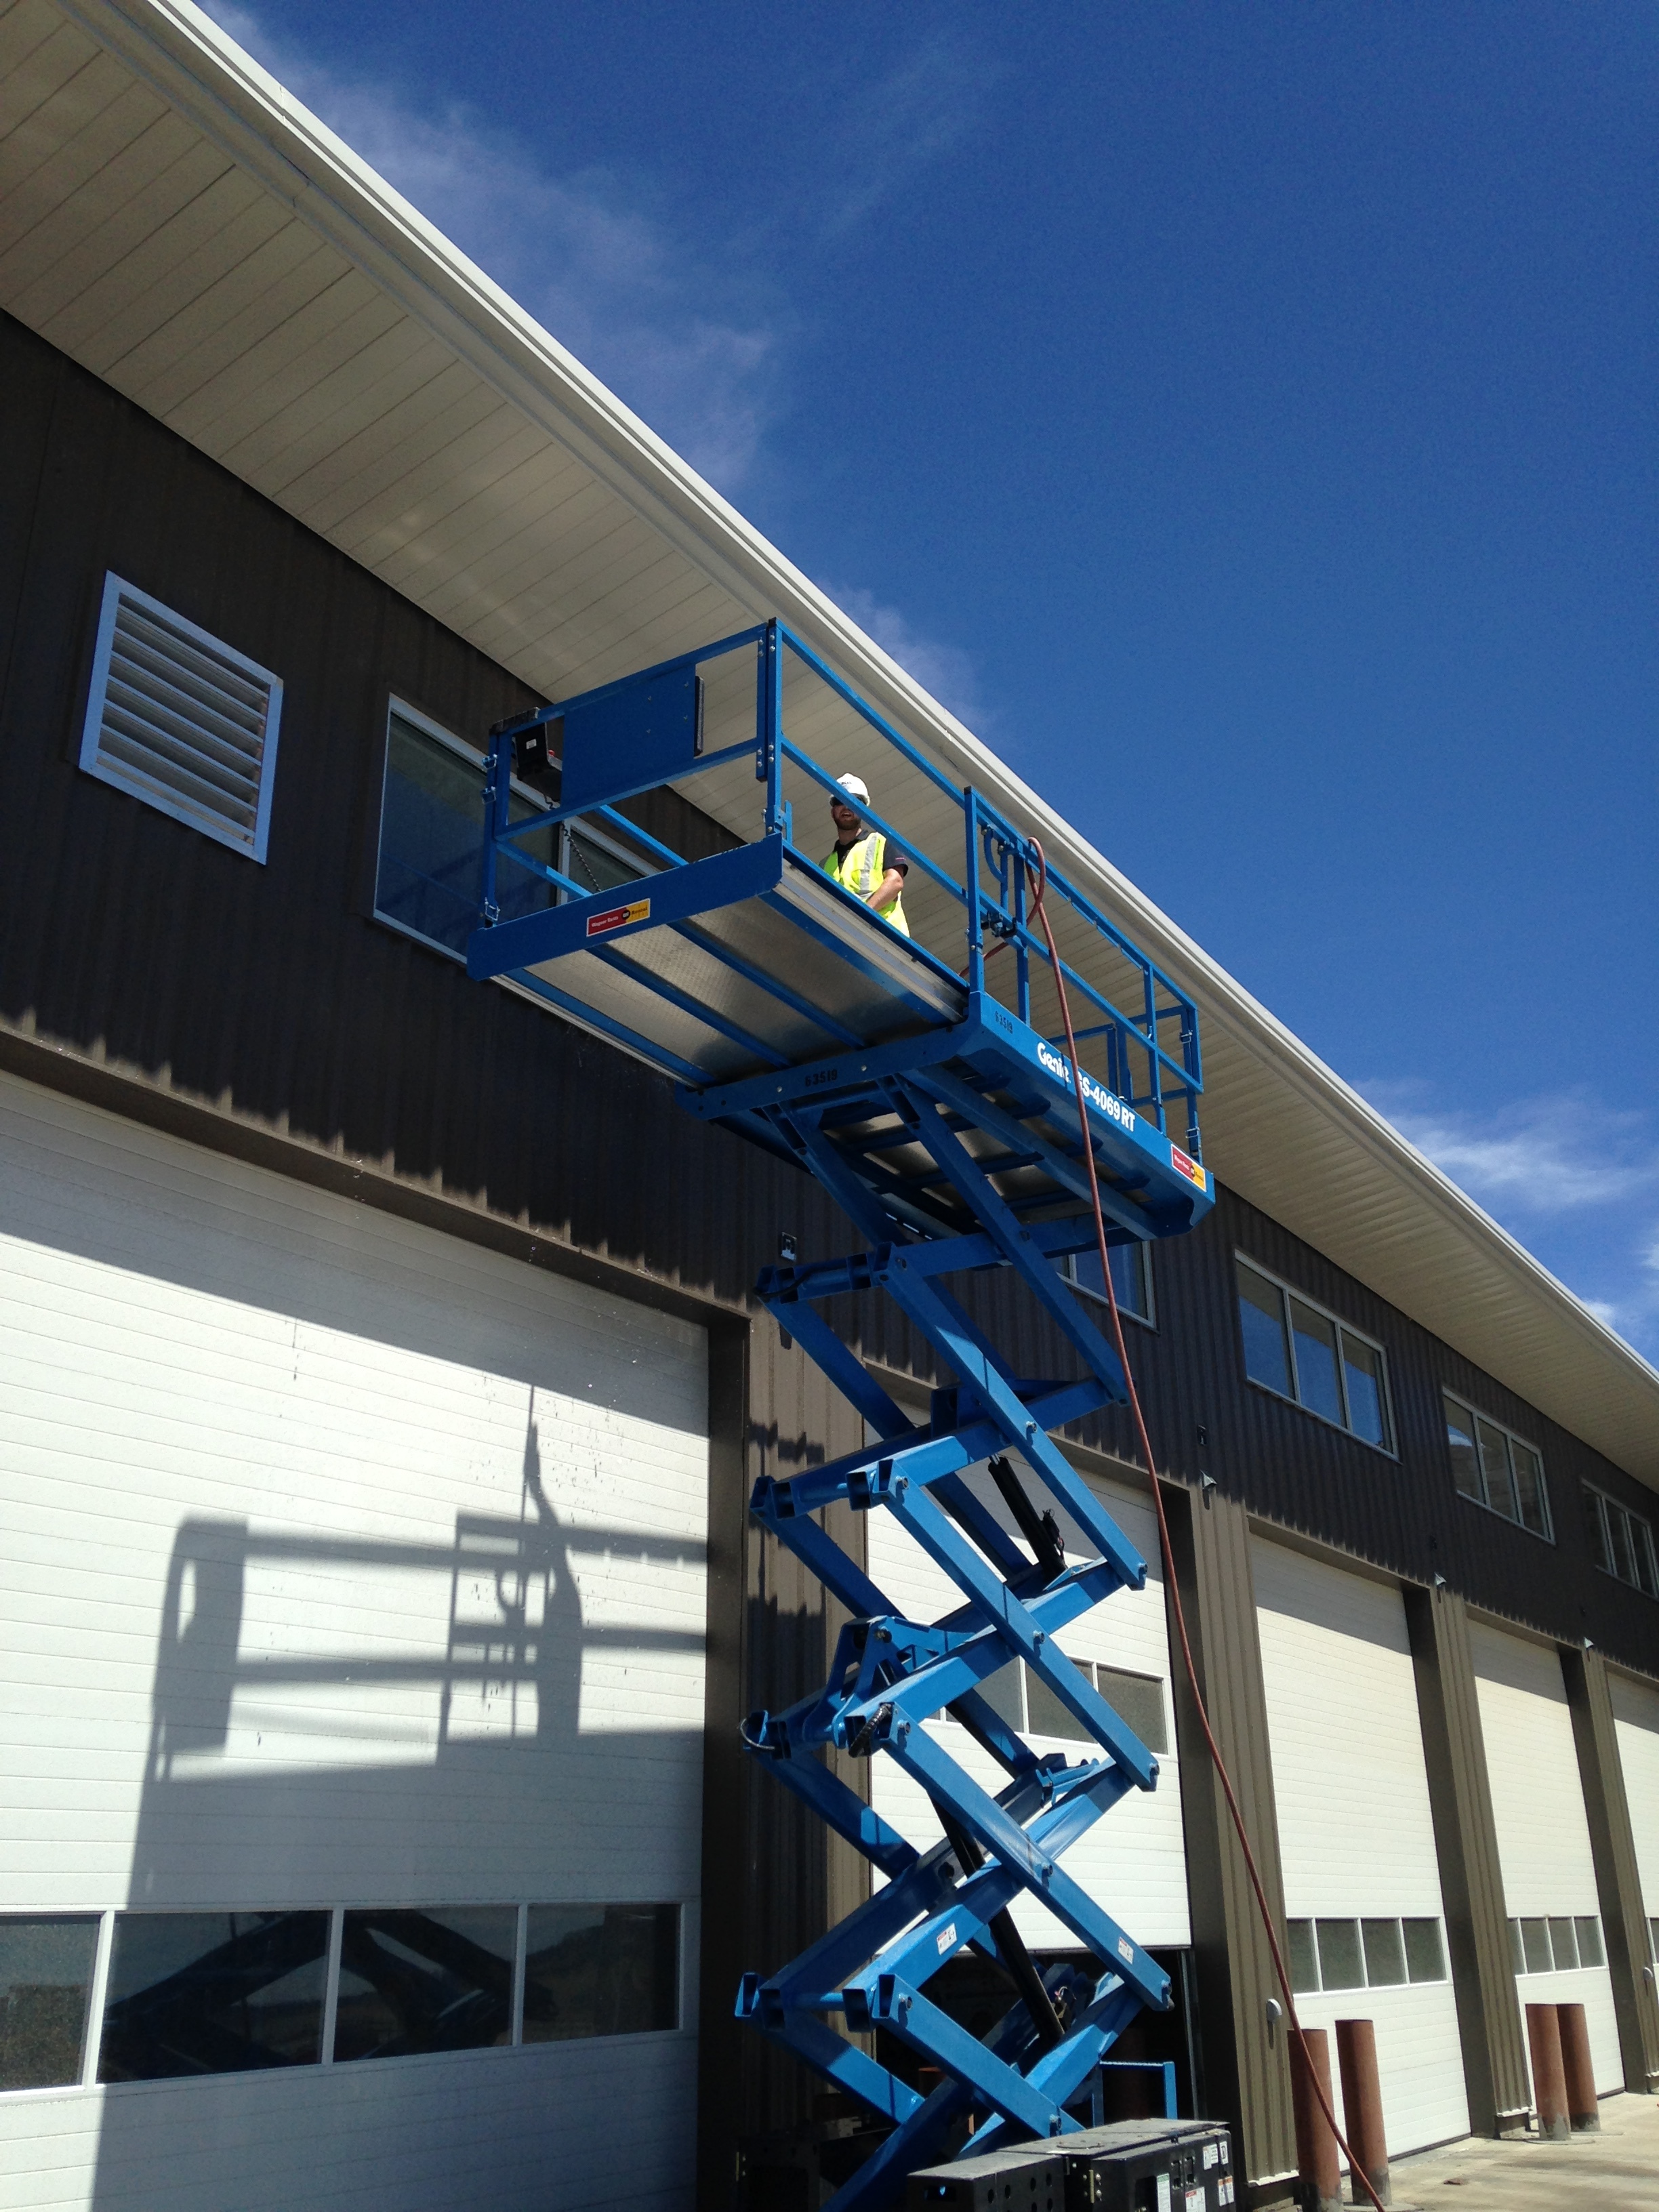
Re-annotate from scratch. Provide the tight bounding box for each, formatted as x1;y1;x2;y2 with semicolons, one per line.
1006;2120;1236;2212
907;2148;1063;2209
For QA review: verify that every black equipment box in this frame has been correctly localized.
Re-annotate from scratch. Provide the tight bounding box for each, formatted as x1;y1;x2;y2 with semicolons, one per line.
1021;2120;1235;2212
912;2121;1234;2212
906;2147;1064;2209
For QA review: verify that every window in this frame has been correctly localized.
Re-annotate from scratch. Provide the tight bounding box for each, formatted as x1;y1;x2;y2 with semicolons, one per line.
957;1659;1168;1755
373;702;654;962
1064;1239;1153;1326
521;1904;679;2042
1;1898;687;2095
1507;1915;1604;1975
0;1917;98;2091
335;1908;516;2060
98;1912;329;2081
1582;1483;1659;1597
79;574;282;861
1442;1395;1552;1540
1286;1917;1446;1994
1234;1259;1394;1451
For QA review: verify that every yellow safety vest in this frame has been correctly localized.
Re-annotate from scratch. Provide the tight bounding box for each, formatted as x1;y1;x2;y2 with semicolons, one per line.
823;831;909;935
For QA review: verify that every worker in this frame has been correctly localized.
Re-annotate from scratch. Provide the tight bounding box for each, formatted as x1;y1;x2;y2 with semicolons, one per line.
823;773;909;935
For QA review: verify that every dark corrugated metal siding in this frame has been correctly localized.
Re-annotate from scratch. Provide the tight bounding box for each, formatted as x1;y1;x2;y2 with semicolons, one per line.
860;1183;1659;1681
0;308;840;1318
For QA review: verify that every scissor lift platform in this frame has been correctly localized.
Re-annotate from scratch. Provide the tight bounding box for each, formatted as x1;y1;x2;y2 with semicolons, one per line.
466;621;1212;2209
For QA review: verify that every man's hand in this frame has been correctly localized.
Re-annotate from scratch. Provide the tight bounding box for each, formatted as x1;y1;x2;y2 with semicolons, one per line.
866;868;905;912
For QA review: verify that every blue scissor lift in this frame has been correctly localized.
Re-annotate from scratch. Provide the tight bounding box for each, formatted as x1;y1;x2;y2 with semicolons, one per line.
468;621;1213;2209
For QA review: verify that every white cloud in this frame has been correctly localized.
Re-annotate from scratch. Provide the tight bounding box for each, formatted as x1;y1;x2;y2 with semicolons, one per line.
1361;1082;1659;1215
205;5;782;489
826;585;985;728
1359;1080;1659;1360
816;38;989;239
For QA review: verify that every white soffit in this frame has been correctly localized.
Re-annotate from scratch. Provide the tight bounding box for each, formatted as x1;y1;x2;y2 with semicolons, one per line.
3;0;1657;1486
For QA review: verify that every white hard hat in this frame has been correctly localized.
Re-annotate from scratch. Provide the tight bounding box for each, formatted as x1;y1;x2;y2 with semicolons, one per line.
836;773;870;804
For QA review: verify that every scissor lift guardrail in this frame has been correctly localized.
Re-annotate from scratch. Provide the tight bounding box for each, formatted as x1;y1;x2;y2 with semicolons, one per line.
466;621;1212;2208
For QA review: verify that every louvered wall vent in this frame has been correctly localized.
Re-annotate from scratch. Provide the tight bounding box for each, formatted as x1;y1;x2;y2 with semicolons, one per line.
79;575;283;862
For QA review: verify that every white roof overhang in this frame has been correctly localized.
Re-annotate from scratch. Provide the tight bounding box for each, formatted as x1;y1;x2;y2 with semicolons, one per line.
5;0;1657;1485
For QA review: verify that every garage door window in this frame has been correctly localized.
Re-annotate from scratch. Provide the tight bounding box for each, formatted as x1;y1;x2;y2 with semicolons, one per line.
98;1912;329;2079
522;1903;679;2041
1507;1915;1603;1975
335;1907;516;2059
1287;1916;1446;1994
961;1660;1168;1755
0;1916;99;2090
1235;1258;1395;1452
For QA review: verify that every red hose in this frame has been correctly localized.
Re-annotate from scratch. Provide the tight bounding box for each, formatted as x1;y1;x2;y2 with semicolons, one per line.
1023;841;1385;2212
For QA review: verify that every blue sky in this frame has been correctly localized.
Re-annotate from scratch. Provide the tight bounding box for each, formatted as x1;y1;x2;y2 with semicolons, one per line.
208;1;1658;1356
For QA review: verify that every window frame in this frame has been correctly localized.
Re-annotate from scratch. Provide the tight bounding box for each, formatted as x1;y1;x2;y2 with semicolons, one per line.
0;1911;104;2096
1582;1481;1659;1599
1284;1914;1448;1995
79;572;284;863
1507;1913;1605;1977
0;1898;687;2096
940;1657;1170;1755
372;699;657;968
1062;1237;1156;1330
1441;1391;1555;1544
1233;1254;1397;1456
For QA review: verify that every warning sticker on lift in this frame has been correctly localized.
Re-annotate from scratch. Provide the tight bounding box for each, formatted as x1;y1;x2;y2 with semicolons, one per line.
586;897;651;938
1170;1144;1208;1191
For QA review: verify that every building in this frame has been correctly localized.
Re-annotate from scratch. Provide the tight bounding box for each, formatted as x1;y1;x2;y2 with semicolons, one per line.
0;3;1656;2207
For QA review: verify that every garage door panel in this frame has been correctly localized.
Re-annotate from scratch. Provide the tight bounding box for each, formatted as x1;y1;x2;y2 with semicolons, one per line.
867;1467;1190;1950
1504;1965;1623;2094
0;1088;702;1425
1290;1982;1469;2155
1254;1540;1468;2153
1253;1544;1446;1917
1610;1671;1659;1925
1471;1624;1623;2099
0;1069;706;2208
1469;1626;1595;1914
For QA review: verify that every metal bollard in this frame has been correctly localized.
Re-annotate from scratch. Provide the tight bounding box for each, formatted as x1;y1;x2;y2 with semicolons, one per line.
1555;2003;1599;2131
1334;2019;1391;2207
1525;2002;1571;2142
1290;2027;1342;2212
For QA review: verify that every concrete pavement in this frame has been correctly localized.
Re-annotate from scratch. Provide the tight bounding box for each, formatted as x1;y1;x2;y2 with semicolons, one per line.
1385;2091;1659;2211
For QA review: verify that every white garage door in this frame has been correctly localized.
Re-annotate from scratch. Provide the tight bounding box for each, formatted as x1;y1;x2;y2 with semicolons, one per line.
1471;1624;1622;2095
0;1069;708;2212
1253;1542;1468;2155
867;1461;1189;1957
1609;1672;1659;1969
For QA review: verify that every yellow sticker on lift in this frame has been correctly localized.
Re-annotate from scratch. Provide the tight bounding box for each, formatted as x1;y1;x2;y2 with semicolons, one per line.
586;897;651;938
1170;1145;1208;1190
